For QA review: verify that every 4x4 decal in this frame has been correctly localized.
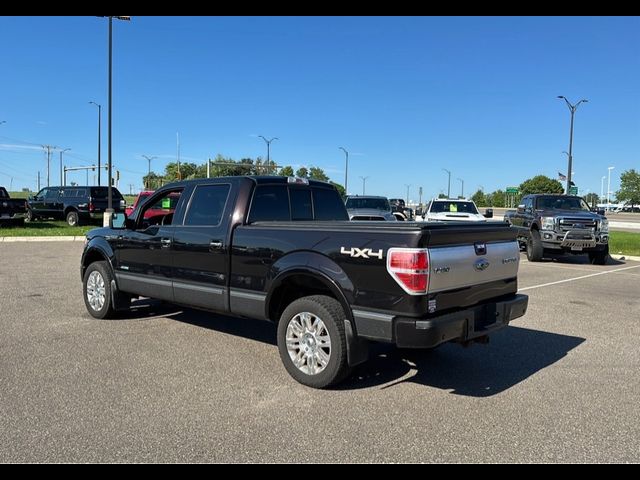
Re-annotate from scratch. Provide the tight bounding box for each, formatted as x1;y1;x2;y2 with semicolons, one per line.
340;247;384;259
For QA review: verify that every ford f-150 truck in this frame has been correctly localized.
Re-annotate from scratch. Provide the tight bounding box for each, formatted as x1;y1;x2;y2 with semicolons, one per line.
81;176;528;388
0;187;28;226
504;194;609;264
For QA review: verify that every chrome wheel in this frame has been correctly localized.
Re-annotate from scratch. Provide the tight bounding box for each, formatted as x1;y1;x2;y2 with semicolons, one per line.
86;271;106;312
286;312;332;375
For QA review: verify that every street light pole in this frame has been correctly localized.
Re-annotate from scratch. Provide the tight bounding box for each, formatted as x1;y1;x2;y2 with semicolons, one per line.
442;169;451;198
89;101;101;185
557;96;588;195
142;155;157;189
258;135;278;174
607;166;615;211
339;147;349;194
59;148;70;186
103;16;130;225
457;178;464;198
601;175;606;204
359;176;369;195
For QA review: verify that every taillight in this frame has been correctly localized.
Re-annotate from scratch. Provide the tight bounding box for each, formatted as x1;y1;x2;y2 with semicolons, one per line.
386;248;430;295
89;202;95;212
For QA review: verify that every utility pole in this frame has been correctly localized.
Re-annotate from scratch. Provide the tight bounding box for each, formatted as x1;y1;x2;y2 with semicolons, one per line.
89;101;101;185
128;183;134;195
339;147;349;194
405;184;411;205
442;169;451;198
457;178;464;198
142;155;157;189
42;145;56;187
359;176;369;195
176;131;181;179
607;166;615;211
37;171;40;191
258;136;278;174
60;148;70;186
557;96;588;195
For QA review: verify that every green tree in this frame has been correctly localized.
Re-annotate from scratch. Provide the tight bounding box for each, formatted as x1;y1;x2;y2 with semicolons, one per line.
437;193;447;199
165;162;198;181
487;189;506;207
142;171;165;189
519;175;564;195
616;169;640;208
296;167;309;178
471;189;487;207
584;192;599;206
309;166;329;182
278;165;294;177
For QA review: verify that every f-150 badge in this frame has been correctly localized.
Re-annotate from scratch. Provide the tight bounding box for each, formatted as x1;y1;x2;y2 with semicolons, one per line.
340;247;384;259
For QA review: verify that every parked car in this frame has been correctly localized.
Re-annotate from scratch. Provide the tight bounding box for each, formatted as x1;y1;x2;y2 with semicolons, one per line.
125;190;181;223
345;195;396;221
0;187;28;227
81;176;528;388
423;198;493;222
27;186;125;226
505;194;609;264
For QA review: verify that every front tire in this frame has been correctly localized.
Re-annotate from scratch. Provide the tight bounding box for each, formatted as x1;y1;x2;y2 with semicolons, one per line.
83;261;117;319
277;295;350;388
526;230;543;262
589;245;609;265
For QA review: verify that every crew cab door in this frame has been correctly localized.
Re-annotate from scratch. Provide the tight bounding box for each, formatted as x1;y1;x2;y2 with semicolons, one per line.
113;188;185;301
171;183;233;311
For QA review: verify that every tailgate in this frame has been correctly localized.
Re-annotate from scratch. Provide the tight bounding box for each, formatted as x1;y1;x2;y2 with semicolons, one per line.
1;199;27;216
424;223;520;294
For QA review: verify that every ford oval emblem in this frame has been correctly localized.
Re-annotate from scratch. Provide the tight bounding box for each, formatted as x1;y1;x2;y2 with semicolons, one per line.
474;259;490;271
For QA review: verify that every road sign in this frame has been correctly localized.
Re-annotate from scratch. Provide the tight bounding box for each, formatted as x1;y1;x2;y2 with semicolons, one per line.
569;186;578;195
506;187;518;193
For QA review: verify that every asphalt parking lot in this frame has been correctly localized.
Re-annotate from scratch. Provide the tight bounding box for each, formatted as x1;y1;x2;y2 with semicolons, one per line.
1;242;639;463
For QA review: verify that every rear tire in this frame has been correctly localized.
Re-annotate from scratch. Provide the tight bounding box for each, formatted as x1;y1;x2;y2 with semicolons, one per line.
66;210;79;227
589;245;609;265
526;230;543;262
277;295;351;388
25;209;34;223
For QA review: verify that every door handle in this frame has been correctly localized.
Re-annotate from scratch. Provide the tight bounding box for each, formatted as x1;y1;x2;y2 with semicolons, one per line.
161;238;172;248
209;241;223;250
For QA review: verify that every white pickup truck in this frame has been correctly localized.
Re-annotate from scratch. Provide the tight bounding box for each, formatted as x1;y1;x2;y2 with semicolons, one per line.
422;198;493;222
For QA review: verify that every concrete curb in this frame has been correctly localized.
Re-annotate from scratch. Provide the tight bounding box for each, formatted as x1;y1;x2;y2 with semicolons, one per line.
0;236;86;242
611;254;640;262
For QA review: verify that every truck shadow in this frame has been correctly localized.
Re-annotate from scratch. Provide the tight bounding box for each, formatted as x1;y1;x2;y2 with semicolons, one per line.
342;326;585;396
121;301;584;397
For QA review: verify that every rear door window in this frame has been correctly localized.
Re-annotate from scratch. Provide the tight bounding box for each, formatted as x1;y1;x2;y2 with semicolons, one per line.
248;185;290;223
183;185;230;226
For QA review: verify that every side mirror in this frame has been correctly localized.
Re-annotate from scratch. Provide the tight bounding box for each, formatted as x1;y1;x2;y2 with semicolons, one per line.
109;212;128;229
516;204;525;214
483;208;494;218
596;208;605;216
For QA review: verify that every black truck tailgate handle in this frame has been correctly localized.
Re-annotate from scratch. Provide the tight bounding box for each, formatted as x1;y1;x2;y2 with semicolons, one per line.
209;240;223;250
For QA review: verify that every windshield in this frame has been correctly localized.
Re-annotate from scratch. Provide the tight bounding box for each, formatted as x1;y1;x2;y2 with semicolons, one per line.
345;197;390;211
430;201;479;214
537;196;590;211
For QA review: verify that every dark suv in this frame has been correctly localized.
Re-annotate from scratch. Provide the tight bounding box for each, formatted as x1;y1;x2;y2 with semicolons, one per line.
27;186;125;226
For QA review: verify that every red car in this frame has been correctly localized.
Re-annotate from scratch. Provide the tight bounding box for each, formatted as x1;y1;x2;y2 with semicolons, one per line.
126;190;181;223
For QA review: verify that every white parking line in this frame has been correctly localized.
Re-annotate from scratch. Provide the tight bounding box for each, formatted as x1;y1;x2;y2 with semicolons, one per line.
519;264;640;291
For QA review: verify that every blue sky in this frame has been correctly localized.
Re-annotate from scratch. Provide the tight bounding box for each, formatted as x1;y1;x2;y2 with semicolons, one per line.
0;16;638;201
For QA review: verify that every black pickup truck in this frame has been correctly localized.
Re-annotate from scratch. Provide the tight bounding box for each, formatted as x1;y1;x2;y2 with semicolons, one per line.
0;187;28;226
504;194;609;264
81;176;528;388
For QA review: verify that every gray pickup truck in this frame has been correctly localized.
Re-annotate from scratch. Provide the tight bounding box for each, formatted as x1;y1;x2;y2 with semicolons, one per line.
0;187;27;227
504;194;609;264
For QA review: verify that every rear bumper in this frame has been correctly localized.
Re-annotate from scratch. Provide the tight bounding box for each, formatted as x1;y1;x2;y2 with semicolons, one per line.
0;212;26;221
354;294;528;349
